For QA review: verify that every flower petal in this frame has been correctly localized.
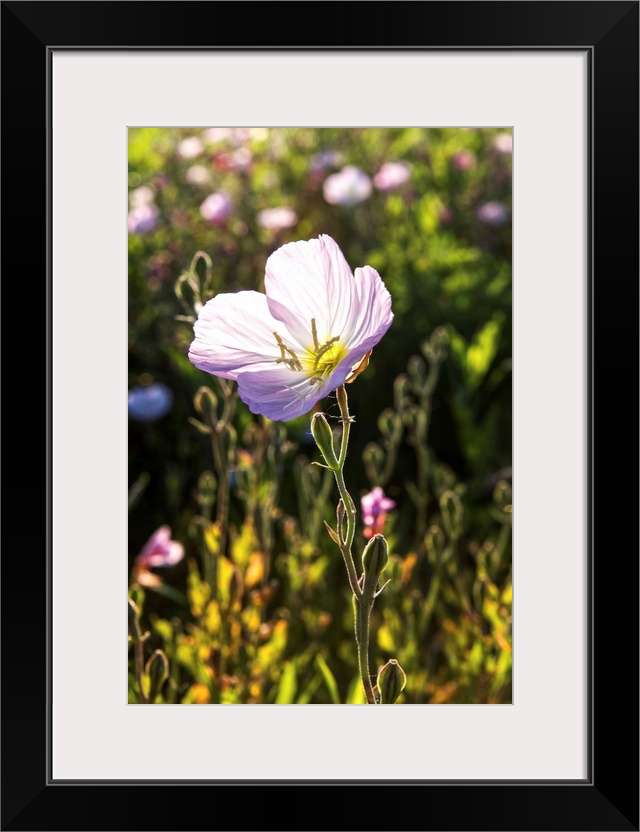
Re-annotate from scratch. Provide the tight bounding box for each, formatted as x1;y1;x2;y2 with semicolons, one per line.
188;290;298;379
145;541;184;568
136;525;171;564
344;266;394;351
236;365;345;421
264;235;359;347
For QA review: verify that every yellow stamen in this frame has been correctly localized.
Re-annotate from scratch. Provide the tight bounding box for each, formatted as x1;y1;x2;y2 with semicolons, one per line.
273;322;348;384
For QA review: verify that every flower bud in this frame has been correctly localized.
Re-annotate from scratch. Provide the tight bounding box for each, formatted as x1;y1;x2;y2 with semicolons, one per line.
218;423;237;470
407;355;427;389
377;408;401;440
425;524;446;564
175;272;199;310
128;598;142;642
194;386;218;426
404;404;427;439
145;649;169;701
393;374;411;412
311;413;339;470
362;534;389;597
377;659;407;703
362;442;384;482
493;479;512;513
440;490;463;538
422;326;450;363
196;470;217;511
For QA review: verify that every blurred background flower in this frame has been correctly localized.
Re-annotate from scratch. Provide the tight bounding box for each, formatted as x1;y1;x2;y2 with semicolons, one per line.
361;486;396;539
134;525;185;569
373;161;411;191
256;206;298;230
200;191;233;226
451;150;476;171
323;165;372;205
185;165;210;185
130;185;155;206
128;204;159;235
132;525;185;588
492;133;513;155
310;149;343;173
476;200;508;226
128;383;173;421
177;136;204;159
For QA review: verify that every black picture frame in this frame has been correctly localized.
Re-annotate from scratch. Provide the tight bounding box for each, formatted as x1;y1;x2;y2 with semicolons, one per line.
2;2;638;830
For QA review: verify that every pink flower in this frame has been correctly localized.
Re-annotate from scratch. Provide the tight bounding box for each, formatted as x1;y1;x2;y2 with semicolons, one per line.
373;161;411;191
257;207;298;230
129;185;155;206
134;526;184;569
361;487;396;539
492;133;513;155
177;136;204;159
200;191;233;226
451;150;476;171
212;148;253;172
323;166;372;206
203;127;234;144
185;164;210;185
230;148;252;171
188;235;393;421
128;203;159;235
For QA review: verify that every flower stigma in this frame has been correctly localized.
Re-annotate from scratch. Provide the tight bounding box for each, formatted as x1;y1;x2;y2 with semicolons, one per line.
274;318;348;386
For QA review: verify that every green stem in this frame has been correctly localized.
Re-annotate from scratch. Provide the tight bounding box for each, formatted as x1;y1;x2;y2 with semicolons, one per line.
356;598;376;704
134;639;148;704
309;467;334;545
334;386;361;599
334;385;377;704
419;568;443;636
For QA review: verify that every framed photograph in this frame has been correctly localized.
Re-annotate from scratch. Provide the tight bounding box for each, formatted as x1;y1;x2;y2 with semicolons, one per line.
2;2;637;830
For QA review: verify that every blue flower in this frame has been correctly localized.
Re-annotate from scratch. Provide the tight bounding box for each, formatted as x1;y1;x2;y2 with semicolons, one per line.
128;383;173;421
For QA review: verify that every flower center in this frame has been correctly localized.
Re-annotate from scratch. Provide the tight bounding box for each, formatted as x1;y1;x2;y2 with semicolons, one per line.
274;318;348;385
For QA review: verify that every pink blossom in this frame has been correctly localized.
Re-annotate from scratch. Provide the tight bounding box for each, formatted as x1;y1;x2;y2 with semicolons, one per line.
492;133;513;155
177;136;204;159
323;166;372;206
257;207;298;230
451;150;476;171
185;165;210;185
188;235;393;421
230;148;252;171
203;127;234;144
373;161;411;191
128;203;159;235
211;149;252;172
129;185;155;206
134;526;184;569
361;487;396;539
200;191;233;226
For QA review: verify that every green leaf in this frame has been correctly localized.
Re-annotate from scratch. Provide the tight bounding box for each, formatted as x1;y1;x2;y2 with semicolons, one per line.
296;673;322;705
345;675;366;704
315;654;341;704
275;662;298;704
466;318;502;388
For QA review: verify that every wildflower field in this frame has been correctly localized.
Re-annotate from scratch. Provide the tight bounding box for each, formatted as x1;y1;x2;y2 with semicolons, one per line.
128;127;512;705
